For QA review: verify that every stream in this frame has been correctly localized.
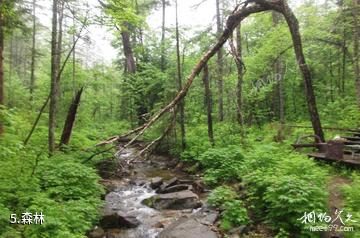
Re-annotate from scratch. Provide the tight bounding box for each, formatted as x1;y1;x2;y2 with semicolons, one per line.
90;146;213;238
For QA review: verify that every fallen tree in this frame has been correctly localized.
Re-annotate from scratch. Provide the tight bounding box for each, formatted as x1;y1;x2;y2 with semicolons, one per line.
99;0;325;154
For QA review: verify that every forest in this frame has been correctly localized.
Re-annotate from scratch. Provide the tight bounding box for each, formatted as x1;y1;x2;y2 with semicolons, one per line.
1;0;360;237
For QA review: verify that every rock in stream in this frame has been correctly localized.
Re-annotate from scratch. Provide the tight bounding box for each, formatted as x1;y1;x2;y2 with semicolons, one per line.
142;190;202;210
157;216;218;238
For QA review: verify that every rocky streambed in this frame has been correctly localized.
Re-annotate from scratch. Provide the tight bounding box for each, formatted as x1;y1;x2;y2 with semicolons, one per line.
87;146;220;238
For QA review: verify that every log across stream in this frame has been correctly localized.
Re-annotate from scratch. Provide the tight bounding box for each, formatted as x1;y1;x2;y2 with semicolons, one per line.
87;146;219;238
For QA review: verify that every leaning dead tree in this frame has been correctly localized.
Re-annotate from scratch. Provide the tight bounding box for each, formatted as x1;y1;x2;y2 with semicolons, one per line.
59;87;84;147
99;0;325;153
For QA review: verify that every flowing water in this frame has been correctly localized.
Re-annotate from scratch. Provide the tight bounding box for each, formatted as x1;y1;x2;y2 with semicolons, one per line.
100;147;197;238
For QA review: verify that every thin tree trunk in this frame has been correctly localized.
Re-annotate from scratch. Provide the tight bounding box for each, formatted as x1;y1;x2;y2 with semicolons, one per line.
341;28;346;94
281;1;325;142
272;11;285;140
9;34;12;101
216;0;224;121
49;0;64;155
202;64;214;146
0;4;4;136
60;87;84;146
160;0;166;71
56;1;64;79
30;0;36;102
72;14;76;95
329;49;335;102
273;12;285;124
234;24;244;126
49;0;59;155
353;0;360;109
175;0;186;150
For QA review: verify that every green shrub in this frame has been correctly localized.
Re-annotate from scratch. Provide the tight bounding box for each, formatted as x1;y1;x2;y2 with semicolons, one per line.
37;155;104;201
221;200;249;230
180;124;212;162
342;173;360;238
198;146;244;186
264;174;327;231
207;186;237;207
208;186;249;231
243;147;328;235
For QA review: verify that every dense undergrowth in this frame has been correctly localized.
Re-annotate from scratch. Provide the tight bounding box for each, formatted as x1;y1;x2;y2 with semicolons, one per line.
0;109;128;238
195;143;329;237
174;116;360;237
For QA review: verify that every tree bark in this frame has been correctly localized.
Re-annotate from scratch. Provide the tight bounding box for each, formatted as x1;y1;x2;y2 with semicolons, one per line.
272;11;285;139
273;12;285;123
30;0;36;102
72;13;76;95
353;0;360;109
160;0;166;71
49;0;59;155
121;24;136;74
60;87;84;146
280;1;325;142
341;28;346;94
202;64;214;146
216;0;224;121
56;1;64;79
0;4;3;136
49;0;64;154
175;0;186;150
229;23;245;126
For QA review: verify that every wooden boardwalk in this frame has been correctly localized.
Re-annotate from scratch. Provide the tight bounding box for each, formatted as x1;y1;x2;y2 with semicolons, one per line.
308;152;360;168
293;128;360;168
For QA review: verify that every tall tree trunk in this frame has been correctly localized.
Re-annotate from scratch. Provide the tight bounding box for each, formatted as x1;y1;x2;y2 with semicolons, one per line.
160;0;166;71
56;1;64;80
282;1;325;142
119;23;140;124
235;24;244;126
353;0;360;109
329;49;335;102
229;23;245;127
72;14;76;95
9;34;12;102
0;4;4;136
202;64;214;146
49;0;59;155
341;28;346;94
272;11;285;140
30;0;36;102
60;87;84;146
121;25;136;74
216;0;224;121
273;12;285;124
175;0;186;150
